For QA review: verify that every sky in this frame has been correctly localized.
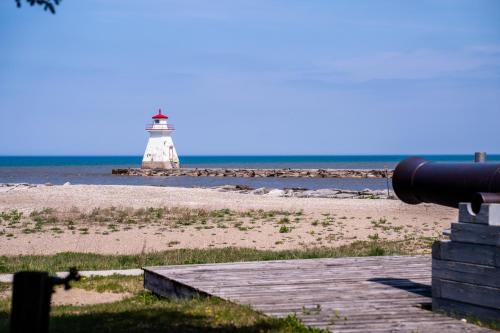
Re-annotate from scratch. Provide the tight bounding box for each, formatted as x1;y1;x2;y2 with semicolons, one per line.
0;0;499;155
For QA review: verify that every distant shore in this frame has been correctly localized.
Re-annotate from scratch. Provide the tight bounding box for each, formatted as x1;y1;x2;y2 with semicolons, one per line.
112;167;393;178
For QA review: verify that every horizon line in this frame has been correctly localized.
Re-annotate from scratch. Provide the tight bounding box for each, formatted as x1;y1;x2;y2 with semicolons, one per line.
1;153;499;157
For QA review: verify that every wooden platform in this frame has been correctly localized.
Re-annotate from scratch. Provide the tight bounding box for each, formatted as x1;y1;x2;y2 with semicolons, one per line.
144;256;494;332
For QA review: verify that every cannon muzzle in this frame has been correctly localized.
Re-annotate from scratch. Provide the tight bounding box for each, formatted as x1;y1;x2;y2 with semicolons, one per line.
393;157;500;213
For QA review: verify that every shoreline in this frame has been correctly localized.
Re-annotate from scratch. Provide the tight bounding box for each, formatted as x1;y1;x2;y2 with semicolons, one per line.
112;167;393;178
1;182;394;199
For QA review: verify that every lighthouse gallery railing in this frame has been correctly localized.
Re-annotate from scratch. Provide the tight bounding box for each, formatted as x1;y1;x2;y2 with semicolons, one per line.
145;124;175;130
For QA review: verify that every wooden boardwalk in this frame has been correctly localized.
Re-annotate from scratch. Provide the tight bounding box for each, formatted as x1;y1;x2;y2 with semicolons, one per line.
144;256;494;332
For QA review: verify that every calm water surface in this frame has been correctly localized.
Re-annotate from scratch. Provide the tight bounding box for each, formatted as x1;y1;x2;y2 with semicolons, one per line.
0;155;498;190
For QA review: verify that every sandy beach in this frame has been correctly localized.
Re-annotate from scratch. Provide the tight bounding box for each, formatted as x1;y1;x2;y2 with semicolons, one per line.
0;184;456;255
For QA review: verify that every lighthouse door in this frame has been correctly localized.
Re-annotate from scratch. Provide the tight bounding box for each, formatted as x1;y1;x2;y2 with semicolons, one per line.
168;146;174;162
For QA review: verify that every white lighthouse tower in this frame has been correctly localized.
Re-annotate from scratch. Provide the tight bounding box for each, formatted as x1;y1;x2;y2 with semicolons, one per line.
141;108;180;169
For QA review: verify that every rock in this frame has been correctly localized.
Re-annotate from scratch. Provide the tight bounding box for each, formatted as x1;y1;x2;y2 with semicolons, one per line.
338;190;358;195
335;193;356;199
216;185;238;191
235;184;253;191
316;189;340;196
283;187;308;192
267;189;285;197
110;167;394;179
111;168;125;175
251;187;271;195
45;182;53;186
294;189;340;198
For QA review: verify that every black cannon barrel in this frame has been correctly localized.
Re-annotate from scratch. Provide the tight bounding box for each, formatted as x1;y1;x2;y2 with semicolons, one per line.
393;157;500;212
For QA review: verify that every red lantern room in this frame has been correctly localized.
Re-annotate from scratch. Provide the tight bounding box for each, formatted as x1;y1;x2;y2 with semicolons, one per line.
152;109;168;120
146;108;174;131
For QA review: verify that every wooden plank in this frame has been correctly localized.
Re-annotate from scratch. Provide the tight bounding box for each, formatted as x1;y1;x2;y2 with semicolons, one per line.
433;297;500;323
433;259;500;288
147;255;430;273
432;278;500;310
144;256;494;332
433;240;500;267
143;270;203;299
450;223;500;246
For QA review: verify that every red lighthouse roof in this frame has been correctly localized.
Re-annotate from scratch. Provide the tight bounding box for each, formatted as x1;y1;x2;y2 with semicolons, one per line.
152;109;168;119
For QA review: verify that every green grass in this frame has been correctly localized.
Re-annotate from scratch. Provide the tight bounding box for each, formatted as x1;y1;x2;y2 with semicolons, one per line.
0;210;23;224
0;241;410;273
0;275;328;333
463;316;500;331
279;226;291;233
0;282;9;293
73;275;144;294
0;294;327;333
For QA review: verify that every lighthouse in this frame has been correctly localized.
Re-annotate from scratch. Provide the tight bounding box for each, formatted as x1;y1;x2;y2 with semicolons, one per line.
141;108;180;169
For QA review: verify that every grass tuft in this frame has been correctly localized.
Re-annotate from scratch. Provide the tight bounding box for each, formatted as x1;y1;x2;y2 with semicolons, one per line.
0;240;411;273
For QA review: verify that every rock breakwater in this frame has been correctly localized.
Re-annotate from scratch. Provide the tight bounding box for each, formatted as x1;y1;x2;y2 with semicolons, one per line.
112;168;393;178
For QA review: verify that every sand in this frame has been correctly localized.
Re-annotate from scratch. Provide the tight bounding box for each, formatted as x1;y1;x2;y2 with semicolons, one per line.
0;184;456;255
51;288;131;305
0;286;131;306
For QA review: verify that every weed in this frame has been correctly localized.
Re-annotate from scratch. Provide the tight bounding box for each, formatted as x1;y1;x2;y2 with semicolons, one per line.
279;226;291;233
0;210;23;224
167;240;180;247
329;310;341;325
368;245;385;256
278;217;290;224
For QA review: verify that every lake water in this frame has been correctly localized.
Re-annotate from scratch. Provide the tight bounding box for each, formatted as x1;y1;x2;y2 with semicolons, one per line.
0;155;498;190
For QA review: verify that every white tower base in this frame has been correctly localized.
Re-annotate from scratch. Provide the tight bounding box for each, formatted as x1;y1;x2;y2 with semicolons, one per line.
142;133;179;169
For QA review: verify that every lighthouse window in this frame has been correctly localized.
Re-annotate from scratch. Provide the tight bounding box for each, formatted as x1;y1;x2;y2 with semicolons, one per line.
154;120;159;124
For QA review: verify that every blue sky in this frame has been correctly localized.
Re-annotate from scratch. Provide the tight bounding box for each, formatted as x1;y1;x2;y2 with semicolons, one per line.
0;0;499;155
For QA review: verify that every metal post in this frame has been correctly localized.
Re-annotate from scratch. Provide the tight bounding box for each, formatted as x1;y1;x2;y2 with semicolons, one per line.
9;268;80;333
474;152;486;163
385;167;390;198
10;272;52;333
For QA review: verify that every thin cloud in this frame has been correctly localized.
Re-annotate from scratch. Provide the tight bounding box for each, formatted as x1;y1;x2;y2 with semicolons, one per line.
316;46;500;82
